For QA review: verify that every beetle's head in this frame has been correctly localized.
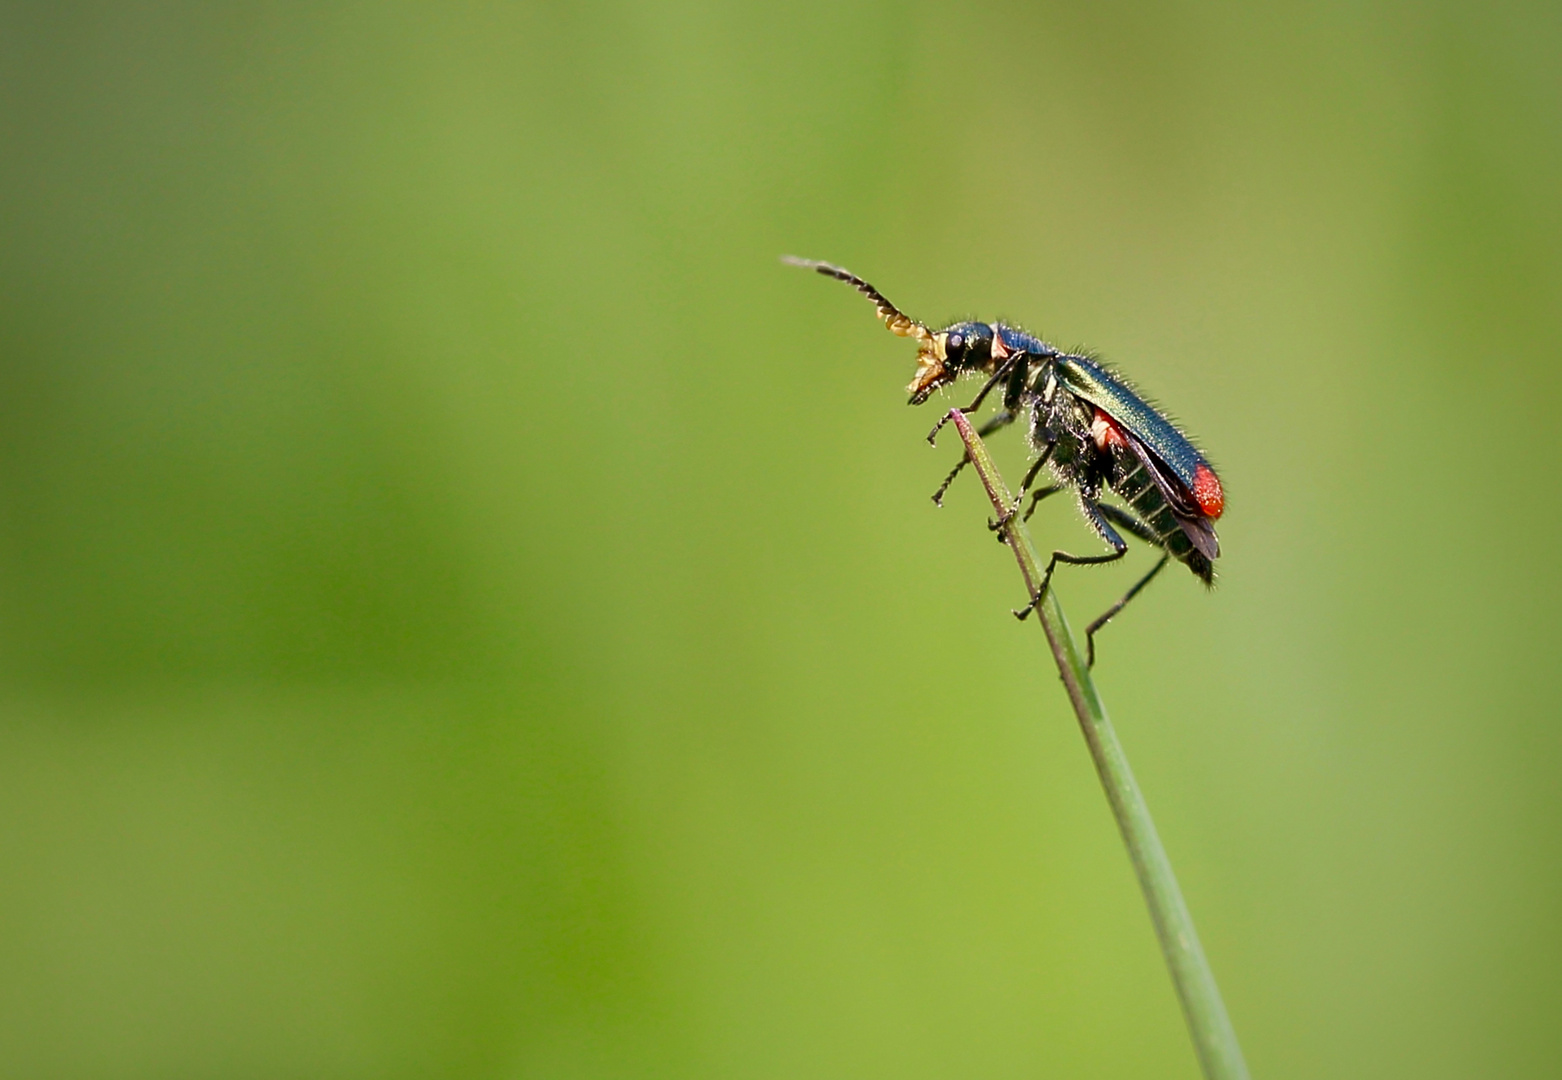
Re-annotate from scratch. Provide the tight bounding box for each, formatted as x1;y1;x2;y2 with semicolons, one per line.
909;321;995;405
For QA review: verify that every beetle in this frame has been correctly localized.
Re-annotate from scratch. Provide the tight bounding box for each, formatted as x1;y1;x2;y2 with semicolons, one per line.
785;257;1224;665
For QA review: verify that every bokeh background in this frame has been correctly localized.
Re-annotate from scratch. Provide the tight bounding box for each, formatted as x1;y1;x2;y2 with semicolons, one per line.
2;3;1559;1077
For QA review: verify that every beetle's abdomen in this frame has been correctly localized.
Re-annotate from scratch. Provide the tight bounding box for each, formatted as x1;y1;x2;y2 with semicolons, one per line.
1109;448;1215;584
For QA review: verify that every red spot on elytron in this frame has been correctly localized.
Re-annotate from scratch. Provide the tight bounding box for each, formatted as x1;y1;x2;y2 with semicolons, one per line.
1090;408;1127;450
1193;464;1224;519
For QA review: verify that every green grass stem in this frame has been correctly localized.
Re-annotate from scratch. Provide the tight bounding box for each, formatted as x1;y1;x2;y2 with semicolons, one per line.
946;408;1250;1080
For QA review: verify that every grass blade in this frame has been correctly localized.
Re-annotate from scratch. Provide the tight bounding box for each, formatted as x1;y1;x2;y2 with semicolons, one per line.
946;408;1250;1080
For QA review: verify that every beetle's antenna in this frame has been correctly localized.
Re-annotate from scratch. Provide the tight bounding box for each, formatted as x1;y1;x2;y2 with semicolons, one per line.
782;257;932;345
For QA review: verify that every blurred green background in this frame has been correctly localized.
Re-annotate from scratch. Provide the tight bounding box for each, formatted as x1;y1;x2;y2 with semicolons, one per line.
2;2;1560;1077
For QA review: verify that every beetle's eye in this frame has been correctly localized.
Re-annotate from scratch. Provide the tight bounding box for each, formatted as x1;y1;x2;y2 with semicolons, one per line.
946;332;964;357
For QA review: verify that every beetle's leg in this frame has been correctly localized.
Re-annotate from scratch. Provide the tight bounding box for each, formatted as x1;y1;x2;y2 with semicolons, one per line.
1017;441;1059;503
985;443;1057;530
1016;484;1064;523
1004;353;1030;411
931;410;1016;506
1096;502;1159;545
1084;550;1169;667
959;353;1020;417
1013;500;1128;620
978;411;1015;437
926;353;1022;446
